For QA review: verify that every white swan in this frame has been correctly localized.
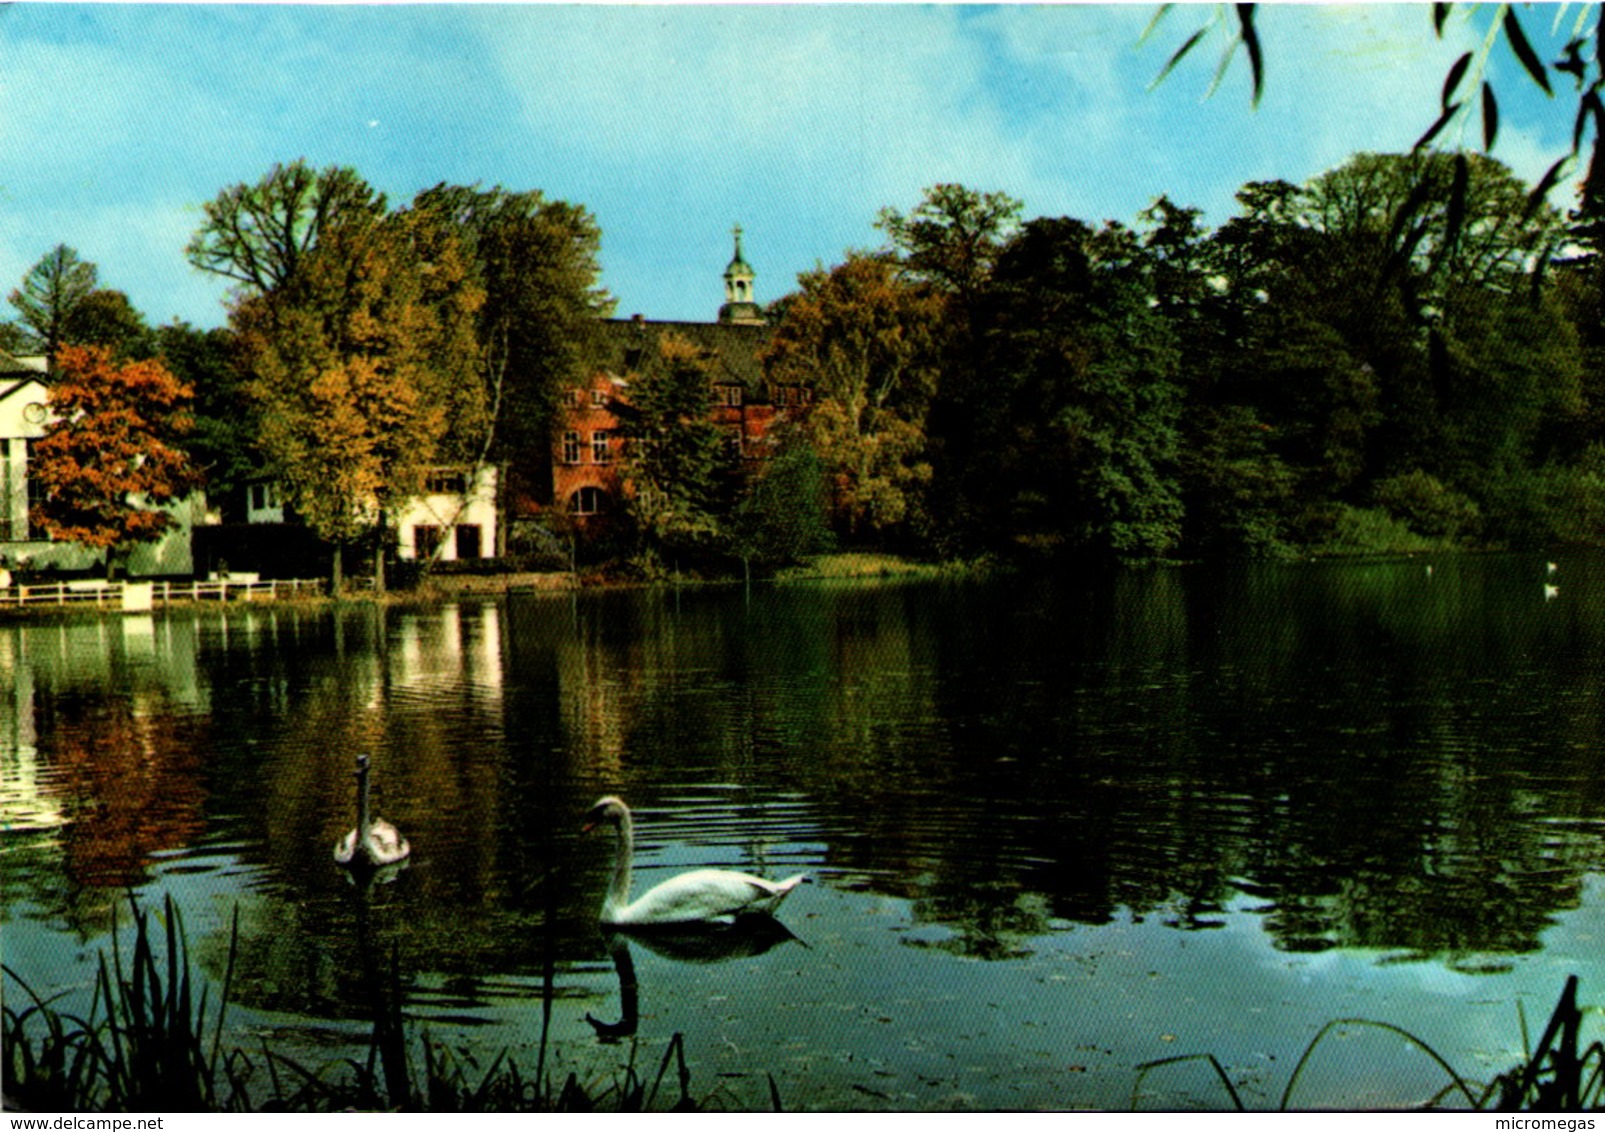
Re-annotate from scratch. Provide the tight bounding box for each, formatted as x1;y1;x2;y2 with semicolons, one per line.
582;796;807;925
334;755;410;868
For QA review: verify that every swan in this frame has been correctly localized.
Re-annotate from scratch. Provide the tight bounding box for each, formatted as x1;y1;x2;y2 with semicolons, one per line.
334;755;410;868
582;796;806;925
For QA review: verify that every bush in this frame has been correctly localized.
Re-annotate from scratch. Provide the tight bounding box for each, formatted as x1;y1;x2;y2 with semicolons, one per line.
1302;503;1446;556
1372;471;1482;542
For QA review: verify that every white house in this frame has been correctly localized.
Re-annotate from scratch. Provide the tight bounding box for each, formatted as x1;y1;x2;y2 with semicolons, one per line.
0;358;49;547
395;465;499;562
244;463;499;564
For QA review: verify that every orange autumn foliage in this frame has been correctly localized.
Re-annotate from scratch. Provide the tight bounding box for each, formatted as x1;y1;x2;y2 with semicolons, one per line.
28;344;202;552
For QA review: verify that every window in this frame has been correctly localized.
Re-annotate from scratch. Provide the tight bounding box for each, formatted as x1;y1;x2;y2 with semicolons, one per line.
592;430;612;463
568;389;585;409
591;389;608;407
426;471;466;495
569;486;606;516
455;524;482;559
414;525;445;560
562;431;582;464
718;384;743;407
250;483;280;511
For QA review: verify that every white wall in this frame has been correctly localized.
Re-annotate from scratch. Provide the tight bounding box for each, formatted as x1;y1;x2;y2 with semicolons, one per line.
396;466;499;561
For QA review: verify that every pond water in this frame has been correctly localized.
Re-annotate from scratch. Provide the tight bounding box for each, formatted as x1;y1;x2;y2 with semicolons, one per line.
5;557;1605;1111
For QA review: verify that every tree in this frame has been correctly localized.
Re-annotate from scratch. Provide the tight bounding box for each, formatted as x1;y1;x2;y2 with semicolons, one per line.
231;210;482;591
619;332;738;562
876;184;1023;551
61;289;154;359
876;183;1023;312
187;159;387;296
763;253;947;544
1148;5;1592;267
154;322;257;520
730;433;834;570
407;184;612;466
8;245;98;365
28;345;201;577
973;217;1185;559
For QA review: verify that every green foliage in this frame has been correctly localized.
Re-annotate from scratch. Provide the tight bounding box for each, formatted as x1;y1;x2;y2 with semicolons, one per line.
8;244;98;362
187;159;387;295
1176;405;1296;556
1303;503;1446;557
972;216;1185;560
619;332;739;559
61;290;154;360
876;182;1023;310
731;435;835;567
407;184;613;466
1372;470;1481;542
155;322;259;520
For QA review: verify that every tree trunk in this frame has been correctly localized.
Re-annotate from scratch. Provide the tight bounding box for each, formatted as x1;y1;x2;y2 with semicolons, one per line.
373;510;387;596
331;542;344;597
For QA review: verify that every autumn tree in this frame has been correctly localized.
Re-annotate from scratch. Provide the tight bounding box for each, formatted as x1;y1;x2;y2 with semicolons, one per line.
28;345;202;577
763;253;947;544
231;210;483;591
8;245;98;366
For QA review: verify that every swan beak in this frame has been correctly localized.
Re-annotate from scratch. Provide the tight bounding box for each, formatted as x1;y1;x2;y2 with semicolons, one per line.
581;819;598;834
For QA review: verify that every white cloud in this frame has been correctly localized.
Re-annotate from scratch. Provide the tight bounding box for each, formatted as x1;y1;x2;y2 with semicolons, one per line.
0;4;1593;329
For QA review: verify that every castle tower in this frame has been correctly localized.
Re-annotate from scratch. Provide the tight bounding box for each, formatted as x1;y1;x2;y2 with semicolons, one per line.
718;224;765;325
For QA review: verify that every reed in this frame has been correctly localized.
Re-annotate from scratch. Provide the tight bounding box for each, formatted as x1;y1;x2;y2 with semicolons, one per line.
1133;975;1604;1111
3;893;246;1112
3;893;715;1113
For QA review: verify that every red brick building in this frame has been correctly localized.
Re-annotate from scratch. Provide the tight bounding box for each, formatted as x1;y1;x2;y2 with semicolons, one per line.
544;228;809;526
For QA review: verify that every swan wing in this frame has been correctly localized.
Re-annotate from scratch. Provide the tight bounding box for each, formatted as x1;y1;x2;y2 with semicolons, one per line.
334;829;359;864
613;869;799;925
365;819;410;864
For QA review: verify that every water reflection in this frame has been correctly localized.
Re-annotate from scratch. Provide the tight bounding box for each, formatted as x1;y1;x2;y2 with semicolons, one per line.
6;562;1605;1084
586;917;804;1042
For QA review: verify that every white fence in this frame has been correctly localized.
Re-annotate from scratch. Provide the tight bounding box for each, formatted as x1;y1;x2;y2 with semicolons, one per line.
0;577;325;610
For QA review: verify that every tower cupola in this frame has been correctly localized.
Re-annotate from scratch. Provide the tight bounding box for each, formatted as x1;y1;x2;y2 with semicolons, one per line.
718;224;765;325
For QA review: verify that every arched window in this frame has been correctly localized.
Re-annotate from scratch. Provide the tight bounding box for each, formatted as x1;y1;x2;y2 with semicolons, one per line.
569;486;607;516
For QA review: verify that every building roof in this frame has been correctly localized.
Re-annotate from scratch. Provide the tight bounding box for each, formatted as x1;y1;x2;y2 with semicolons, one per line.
0;352;47;376
592;316;774;397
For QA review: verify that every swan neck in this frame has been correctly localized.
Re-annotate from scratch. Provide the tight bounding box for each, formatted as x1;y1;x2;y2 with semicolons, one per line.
356;765;371;837
606;808;634;919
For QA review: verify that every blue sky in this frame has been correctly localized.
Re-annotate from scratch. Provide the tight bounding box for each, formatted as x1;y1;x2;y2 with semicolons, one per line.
0;4;1590;331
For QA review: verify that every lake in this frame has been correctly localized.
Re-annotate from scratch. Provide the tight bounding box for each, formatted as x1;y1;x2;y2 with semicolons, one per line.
5;556;1605;1110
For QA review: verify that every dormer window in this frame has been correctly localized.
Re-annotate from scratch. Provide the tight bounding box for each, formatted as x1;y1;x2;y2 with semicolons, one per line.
718;384;743;408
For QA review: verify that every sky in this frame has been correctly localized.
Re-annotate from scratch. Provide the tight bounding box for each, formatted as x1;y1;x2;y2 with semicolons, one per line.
0;3;1592;332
